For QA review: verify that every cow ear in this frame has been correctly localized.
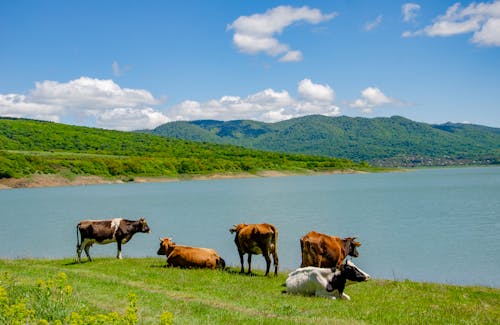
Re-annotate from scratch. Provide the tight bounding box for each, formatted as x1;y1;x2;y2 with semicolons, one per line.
352;237;361;247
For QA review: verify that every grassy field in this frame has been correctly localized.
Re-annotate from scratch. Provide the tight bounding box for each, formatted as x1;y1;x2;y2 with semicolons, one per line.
0;258;498;324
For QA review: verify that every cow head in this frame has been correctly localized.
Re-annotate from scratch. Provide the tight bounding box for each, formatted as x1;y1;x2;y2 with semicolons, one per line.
157;237;176;255
341;260;371;285
344;237;361;258
229;224;247;234
326;260;370;293
139;217;151;233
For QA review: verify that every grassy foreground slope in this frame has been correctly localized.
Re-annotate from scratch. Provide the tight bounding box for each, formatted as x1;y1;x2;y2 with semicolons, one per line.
0;117;373;182
1;258;498;324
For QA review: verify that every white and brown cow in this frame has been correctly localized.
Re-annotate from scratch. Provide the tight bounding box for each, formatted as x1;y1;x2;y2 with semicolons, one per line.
76;217;150;262
229;223;279;276
300;231;361;268
157;237;225;269
285;260;370;300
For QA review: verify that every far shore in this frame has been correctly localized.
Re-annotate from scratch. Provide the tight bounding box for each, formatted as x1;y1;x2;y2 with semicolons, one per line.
0;169;371;190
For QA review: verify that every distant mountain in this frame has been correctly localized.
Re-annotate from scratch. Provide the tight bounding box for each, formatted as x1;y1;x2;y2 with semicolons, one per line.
144;115;500;166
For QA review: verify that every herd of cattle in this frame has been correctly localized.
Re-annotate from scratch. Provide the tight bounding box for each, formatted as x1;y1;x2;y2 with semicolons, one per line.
76;217;370;300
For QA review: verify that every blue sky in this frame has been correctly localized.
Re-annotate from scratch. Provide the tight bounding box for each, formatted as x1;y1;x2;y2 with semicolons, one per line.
1;0;499;130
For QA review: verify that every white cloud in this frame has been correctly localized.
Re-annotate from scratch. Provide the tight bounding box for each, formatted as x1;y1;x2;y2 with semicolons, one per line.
365;15;383;31
403;1;500;46
0;93;62;122
279;50;303;62
402;3;421;22
298;79;334;102
472;17;500;45
349;87;397;113
168;79;340;122
0;77;169;131
4;77;407;129
227;6;336;62
96;107;169;131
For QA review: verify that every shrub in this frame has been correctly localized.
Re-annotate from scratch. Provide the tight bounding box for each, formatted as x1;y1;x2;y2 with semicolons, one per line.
0;272;173;324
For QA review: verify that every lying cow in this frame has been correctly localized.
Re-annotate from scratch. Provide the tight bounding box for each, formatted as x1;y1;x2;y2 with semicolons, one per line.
229;223;279;276
76;217;150;262
285;260;370;300
157;237;225;269
300;231;361;268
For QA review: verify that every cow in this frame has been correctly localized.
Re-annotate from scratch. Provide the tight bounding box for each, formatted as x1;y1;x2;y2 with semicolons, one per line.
285;260;370;300
76;217;150;262
229;223;279;276
157;237;225;269
300;231;361;268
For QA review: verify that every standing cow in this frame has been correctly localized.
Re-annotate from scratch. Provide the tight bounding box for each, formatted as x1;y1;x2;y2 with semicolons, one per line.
76;217;150;262
229;223;279;276
157;237;225;269
300;231;361;268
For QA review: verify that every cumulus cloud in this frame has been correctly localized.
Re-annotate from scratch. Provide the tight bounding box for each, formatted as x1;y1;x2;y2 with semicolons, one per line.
365;15;383;31
168;79;340;122
349;87;398;113
227;6;336;62
403;1;500;46
3;77;408;129
0;77;169;131
298;79;334;102
402;3;421;22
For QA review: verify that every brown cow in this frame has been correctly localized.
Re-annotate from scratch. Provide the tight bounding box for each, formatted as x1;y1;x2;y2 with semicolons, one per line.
300;231;361;268
229;223;279;276
157;238;225;269
76;217;150;262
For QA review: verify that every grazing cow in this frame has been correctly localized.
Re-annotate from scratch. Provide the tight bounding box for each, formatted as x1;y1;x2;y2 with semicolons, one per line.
300;231;361;268
229;223;279;276
76;217;150;262
285;260;370;300
157;237;225;269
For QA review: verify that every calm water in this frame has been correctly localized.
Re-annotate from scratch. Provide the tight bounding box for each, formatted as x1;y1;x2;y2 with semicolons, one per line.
1;167;499;287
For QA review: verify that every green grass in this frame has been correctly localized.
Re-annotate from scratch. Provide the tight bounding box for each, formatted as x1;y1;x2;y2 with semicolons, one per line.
1;258;498;324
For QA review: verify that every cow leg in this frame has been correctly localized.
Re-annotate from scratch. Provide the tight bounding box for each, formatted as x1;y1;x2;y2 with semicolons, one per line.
263;252;271;276
238;251;245;273
83;241;92;262
272;252;279;276
116;241;123;259
76;243;82;263
247;254;252;274
315;289;337;299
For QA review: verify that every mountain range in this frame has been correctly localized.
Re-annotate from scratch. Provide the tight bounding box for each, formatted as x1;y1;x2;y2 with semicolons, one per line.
143;115;500;166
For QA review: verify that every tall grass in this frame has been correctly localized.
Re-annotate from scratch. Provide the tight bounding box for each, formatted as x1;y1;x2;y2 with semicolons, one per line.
1;258;498;324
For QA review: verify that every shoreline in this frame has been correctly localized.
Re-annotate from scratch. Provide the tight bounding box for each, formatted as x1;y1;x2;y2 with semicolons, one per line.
0;169;368;190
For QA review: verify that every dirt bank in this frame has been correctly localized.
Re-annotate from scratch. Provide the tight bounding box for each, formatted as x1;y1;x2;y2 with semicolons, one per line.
0;169;367;190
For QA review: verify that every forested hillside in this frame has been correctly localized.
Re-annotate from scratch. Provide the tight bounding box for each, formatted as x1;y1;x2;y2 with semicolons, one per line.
0;117;370;180
145;115;500;166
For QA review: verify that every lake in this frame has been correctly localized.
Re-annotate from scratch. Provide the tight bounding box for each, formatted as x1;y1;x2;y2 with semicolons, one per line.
1;166;499;287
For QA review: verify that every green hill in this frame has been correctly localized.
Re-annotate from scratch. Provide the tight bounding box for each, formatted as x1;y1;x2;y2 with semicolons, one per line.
146;115;500;166
0;117;370;181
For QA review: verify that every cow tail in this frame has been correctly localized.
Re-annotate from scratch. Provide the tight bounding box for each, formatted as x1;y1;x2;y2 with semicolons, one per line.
76;223;81;248
271;225;278;253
